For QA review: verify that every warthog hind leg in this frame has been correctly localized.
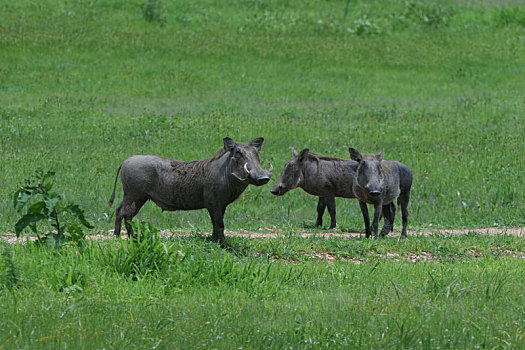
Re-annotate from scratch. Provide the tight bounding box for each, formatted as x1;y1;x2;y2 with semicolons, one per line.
398;192;410;238
325;196;337;229
114;195;147;237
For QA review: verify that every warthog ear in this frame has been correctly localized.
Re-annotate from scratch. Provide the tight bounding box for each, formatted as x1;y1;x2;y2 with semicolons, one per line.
249;137;264;152
298;148;309;163
223;137;236;153
348;147;362;162
376;149;384;161
292;147;298;157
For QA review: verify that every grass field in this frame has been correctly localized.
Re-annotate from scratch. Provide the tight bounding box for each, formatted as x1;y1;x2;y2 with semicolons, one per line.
1;228;525;348
1;0;525;348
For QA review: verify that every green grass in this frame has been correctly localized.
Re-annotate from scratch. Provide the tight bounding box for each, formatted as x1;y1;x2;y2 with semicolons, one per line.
1;1;525;347
1;230;524;348
1;0;524;233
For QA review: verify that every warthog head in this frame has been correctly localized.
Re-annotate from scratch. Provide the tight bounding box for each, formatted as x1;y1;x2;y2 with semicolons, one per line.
224;137;272;186
270;148;309;196
349;147;385;197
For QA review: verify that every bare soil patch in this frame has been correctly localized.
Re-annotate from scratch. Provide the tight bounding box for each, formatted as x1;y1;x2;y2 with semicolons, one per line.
233;226;525;238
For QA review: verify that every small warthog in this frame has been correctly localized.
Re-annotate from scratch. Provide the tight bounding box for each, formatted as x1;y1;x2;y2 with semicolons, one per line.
108;137;273;243
270;148;376;229
348;147;413;238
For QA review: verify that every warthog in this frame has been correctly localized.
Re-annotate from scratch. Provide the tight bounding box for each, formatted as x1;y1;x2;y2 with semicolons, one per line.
348;147;413;238
270;148;393;230
108;137;273;243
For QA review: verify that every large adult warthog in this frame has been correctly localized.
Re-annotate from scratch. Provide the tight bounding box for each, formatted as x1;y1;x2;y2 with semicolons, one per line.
108;137;273;243
270;148;393;230
348;147;413;238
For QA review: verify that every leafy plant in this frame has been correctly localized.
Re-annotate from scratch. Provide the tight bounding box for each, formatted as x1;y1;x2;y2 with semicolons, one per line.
12;169;93;248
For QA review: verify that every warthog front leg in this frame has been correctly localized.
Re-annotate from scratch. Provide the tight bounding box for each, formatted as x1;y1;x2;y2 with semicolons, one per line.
371;202;383;238
380;203;396;237
208;207;226;244
359;201;372;238
315;197;326;227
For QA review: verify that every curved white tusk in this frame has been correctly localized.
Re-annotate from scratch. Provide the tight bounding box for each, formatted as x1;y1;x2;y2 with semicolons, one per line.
244;162;250;175
268;162;273;173
232;172;248;182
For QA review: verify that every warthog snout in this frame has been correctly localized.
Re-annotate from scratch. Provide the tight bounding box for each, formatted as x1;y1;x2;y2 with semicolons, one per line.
368;189;382;196
255;175;271;186
270;183;283;195
247;163;272;186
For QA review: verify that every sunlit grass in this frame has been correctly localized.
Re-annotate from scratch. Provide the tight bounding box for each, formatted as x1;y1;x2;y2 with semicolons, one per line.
1;1;525;347
1;230;524;348
1;1;523;233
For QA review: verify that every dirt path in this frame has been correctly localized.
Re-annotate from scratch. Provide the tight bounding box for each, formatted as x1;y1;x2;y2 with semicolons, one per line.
1;226;524;244
240;226;525;238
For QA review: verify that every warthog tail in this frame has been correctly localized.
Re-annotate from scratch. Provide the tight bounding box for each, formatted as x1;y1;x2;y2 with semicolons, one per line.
108;164;123;210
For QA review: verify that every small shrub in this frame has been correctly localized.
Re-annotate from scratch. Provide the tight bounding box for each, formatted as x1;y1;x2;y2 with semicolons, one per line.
349;15;382;36
496;7;525;27
142;0;166;24
402;1;454;28
99;221;173;279
12;169;93;248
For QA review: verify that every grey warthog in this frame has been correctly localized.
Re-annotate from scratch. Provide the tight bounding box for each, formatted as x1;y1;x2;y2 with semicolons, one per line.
108;137;273;243
348;147;413;238
270;148;394;230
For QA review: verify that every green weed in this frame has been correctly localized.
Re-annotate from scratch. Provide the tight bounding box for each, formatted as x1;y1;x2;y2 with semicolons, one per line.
12;169;93;248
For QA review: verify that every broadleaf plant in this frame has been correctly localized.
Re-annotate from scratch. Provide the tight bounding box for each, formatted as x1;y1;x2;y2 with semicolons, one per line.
12;169;94;248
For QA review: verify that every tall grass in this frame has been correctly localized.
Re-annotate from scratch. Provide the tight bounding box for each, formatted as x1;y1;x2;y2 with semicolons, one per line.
1;231;524;348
